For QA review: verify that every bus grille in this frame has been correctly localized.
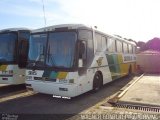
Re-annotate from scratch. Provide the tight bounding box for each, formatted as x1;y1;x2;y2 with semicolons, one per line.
34;77;56;82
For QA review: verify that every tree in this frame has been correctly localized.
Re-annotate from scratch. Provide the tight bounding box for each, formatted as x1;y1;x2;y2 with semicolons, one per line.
145;38;160;51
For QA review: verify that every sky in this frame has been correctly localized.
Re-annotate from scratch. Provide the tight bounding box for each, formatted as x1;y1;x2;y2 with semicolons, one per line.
0;0;160;42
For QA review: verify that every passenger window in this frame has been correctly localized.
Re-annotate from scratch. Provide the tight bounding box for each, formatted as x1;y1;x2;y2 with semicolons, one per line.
123;43;128;53
108;38;116;52
78;29;94;67
78;30;92;40
96;33;102;51
133;46;136;53
128;44;132;53
116;40;123;53
102;36;107;51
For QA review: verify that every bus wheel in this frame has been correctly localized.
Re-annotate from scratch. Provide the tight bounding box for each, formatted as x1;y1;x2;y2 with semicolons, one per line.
93;72;103;92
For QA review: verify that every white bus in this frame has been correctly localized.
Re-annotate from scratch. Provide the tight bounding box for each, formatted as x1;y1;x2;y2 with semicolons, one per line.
25;24;136;98
0;28;30;85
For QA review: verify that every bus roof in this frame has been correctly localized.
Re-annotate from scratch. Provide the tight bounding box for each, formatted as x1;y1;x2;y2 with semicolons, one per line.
0;28;31;33
112;35;137;46
32;24;136;46
32;24;91;33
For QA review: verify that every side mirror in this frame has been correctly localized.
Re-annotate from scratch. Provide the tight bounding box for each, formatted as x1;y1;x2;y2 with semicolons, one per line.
79;42;85;55
78;41;87;68
18;40;28;68
79;41;86;59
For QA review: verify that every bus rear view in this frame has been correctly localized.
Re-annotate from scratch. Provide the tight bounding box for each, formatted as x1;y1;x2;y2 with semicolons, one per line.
0;28;30;85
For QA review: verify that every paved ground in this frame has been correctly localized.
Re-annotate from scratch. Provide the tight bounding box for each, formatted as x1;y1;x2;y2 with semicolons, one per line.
0;76;134;114
0;84;26;97
0;76;136;119
118;74;160;107
1;75;159;120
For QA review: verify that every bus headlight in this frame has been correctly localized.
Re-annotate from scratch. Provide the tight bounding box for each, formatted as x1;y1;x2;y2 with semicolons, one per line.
2;70;13;75
9;70;13;75
69;79;74;83
26;76;32;80
59;79;68;83
59;87;68;91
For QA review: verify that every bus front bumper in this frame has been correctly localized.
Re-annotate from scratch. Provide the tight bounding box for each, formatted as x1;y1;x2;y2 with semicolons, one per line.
25;80;79;97
0;76;14;84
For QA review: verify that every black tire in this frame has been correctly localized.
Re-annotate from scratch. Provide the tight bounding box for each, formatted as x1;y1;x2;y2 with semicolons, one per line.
93;73;103;91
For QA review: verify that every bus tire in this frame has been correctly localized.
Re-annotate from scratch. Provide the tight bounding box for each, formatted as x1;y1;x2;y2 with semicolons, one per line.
92;72;103;92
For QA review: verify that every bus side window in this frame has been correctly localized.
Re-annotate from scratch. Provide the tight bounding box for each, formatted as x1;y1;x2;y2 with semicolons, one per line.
108;38;116;52
95;33;102;51
95;33;107;52
102;36;107;51
78;29;92;40
116;40;123;53
132;46;136;53
105;37;108;51
122;41;124;53
78;29;94;67
123;42;128;53
127;44;129;53
128;44;132;53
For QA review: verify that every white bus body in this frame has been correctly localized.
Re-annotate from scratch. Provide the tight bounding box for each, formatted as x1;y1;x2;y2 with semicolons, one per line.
26;24;136;97
0;28;30;85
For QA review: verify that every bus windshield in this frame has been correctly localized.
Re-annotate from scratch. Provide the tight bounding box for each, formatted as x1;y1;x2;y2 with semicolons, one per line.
0;33;17;62
28;34;47;67
47;32;77;68
28;32;77;69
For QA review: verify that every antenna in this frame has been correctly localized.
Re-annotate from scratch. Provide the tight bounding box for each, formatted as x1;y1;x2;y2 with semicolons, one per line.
42;0;46;27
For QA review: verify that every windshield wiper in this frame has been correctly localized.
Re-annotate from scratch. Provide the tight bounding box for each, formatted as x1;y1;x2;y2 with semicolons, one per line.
27;60;47;67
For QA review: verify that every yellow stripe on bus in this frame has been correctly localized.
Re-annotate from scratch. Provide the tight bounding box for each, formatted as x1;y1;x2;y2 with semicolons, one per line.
57;72;68;79
0;65;7;71
117;54;123;63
